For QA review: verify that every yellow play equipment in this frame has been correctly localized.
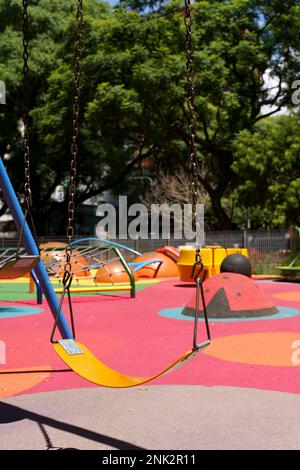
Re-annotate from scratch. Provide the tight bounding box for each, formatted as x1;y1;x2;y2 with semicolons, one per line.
54;285;132;294
177;246;249;282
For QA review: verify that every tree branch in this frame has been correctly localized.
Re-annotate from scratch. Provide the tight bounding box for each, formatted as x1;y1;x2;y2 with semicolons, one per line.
76;149;155;204
255;106;283;122
258;15;277;34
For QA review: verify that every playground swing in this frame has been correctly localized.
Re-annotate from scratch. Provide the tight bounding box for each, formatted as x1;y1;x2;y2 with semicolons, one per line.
4;0;210;388
0;207;40;279
0;253;39;280
0;220;40;280
49;0;210;387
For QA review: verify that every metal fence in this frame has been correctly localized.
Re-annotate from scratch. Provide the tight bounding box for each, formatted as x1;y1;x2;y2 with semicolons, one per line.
206;229;298;274
0;229;299;274
124;229;299;273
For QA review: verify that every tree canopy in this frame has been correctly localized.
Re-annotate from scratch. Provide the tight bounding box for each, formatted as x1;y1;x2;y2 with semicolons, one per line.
0;0;300;233
233;115;300;228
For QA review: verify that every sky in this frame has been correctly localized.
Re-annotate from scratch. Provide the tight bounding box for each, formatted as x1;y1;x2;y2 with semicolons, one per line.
262;70;289;116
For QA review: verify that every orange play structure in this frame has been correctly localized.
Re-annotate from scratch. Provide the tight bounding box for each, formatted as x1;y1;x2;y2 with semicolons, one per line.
40;242;90;278
133;247;179;278
95;261;138;283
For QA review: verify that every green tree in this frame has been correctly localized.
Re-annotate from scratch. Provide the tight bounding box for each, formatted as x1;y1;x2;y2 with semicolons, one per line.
232;114;300;228
189;0;300;227
119;0;166;11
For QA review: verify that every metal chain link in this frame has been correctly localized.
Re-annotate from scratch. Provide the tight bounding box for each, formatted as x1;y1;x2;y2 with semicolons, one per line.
22;0;31;205
184;0;201;260
65;0;83;272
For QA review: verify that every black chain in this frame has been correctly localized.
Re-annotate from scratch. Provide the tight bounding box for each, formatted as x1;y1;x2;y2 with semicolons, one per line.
51;1;83;341
65;0;83;273
184;0;202;266
184;0;198;227
22;0;31;205
20;0;41;258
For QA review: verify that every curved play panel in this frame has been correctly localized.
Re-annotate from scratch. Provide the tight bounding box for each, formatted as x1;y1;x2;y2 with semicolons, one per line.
133;251;179;278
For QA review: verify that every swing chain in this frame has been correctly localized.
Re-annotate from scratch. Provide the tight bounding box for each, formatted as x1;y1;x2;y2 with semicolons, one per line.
195;247;201;264
191;248;205;282
51;1;83;344
22;0;32;206
184;1;205;276
184;0;198;233
19;0;41;259
65;0;83;274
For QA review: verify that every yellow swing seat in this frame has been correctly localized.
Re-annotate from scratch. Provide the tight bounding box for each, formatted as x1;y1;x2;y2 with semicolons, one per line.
0;255;40;280
54;340;210;388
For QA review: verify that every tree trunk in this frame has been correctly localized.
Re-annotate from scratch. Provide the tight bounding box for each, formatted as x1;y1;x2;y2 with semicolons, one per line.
209;191;237;230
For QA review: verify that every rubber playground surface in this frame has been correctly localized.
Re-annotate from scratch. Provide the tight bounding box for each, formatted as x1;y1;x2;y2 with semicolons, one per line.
1;277;300;449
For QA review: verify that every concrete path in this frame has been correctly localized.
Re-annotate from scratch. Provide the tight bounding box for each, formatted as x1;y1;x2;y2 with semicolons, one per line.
0;385;299;450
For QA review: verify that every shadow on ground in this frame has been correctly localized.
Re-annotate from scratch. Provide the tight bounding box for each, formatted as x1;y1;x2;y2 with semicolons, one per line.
0;401;144;450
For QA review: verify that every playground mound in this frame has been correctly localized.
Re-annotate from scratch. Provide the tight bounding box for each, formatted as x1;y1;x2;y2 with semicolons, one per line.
182;273;278;318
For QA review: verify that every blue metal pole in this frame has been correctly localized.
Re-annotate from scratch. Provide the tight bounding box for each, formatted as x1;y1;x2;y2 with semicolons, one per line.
0;158;73;339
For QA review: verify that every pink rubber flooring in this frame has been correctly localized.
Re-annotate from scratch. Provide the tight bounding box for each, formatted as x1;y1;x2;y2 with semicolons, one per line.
1;279;300;396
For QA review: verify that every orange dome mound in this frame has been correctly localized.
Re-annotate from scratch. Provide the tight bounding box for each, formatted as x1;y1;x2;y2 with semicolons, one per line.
182;272;278;318
95;261;138;284
134;251;179;278
40;243;90;278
